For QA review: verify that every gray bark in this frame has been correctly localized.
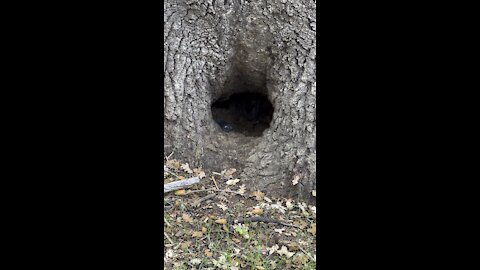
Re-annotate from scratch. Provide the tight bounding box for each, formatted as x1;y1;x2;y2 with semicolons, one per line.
164;0;316;203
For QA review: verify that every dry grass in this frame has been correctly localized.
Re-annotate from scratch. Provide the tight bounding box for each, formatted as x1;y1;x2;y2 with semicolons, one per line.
164;157;317;269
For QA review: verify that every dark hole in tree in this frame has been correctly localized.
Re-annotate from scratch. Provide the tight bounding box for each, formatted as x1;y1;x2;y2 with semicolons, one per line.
211;92;274;137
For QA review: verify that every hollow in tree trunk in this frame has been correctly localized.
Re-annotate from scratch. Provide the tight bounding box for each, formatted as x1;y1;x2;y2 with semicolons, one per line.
164;0;316;203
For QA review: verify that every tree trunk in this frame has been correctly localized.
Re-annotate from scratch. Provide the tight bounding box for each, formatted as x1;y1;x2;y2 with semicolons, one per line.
164;0;316;203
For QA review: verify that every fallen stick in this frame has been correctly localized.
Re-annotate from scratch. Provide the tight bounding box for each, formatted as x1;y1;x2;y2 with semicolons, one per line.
164;232;174;245
164;177;200;193
298;245;316;263
164;166;178;177
187;188;246;196
192;193;216;207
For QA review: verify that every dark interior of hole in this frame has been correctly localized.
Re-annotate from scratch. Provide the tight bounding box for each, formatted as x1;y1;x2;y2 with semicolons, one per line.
211;92;274;137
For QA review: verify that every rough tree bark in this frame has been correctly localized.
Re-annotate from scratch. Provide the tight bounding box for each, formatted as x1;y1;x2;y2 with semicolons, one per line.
164;0;316;203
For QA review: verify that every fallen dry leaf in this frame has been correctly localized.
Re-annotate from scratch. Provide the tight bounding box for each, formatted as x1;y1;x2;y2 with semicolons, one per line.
166;159;180;169
277;245;295;258
181;163;193;174
193;168;206;179
217;203;228;211
223;168;237;177
286;199;295;210
181;241;192;249
226;178;240;186
204;248;213;257
292;175;300;186
268;244;279;255
287;242;300;251
308;223;316;236
252;207;263;215
238;184;246;195
190;258;201;265
293;254;309;266
182;213;193;223
251;191;265;201
192;231;203;238
174;189;186;196
215;218;227;225
165;249;174;259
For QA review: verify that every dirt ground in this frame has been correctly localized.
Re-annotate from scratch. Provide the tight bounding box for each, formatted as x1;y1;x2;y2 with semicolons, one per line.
164;156;317;269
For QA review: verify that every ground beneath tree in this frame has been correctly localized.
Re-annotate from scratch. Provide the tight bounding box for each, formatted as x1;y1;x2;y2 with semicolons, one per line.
164;155;317;269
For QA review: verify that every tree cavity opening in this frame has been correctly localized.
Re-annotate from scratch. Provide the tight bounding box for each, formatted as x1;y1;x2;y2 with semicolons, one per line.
211;92;274;137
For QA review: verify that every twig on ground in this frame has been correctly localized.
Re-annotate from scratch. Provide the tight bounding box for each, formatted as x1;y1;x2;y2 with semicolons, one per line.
166;170;179;178
164;177;200;193
164;217;172;227
298;245;316;262
164;165;179;177
211;176;219;189
164;232;174;245
193;193;216;207
187;188;246;196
